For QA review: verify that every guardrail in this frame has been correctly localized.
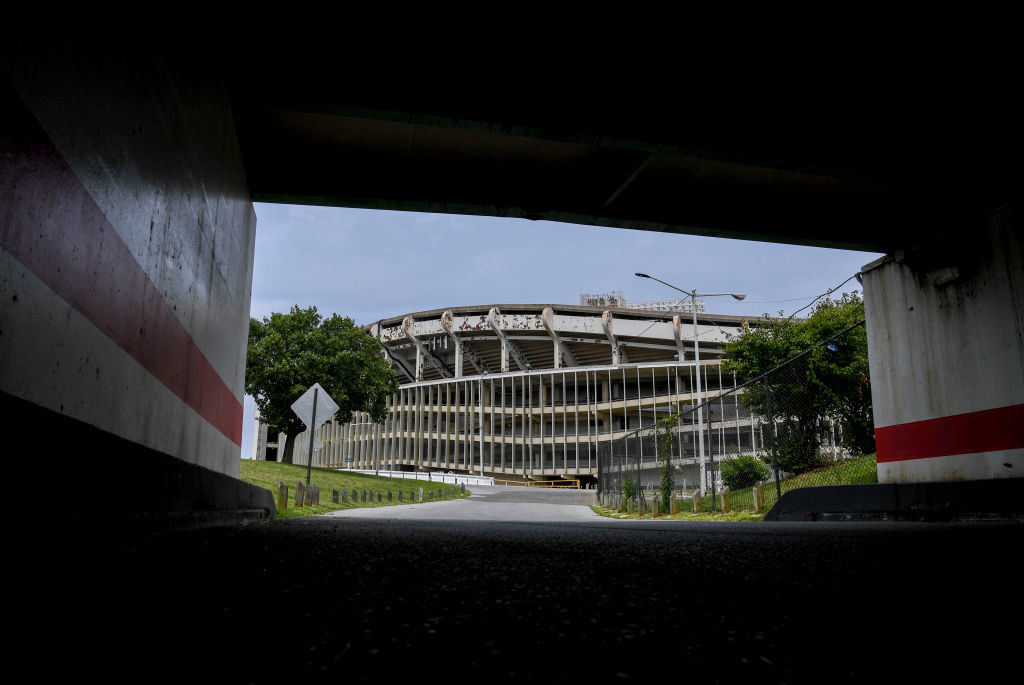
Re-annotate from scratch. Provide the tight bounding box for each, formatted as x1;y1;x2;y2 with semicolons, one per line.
343;469;495;486
493;479;581;488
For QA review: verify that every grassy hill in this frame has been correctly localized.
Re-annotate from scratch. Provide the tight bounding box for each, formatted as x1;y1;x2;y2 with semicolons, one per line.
240;460;468;519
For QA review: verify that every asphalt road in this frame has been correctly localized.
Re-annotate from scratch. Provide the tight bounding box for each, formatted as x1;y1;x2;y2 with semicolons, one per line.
57;488;1022;683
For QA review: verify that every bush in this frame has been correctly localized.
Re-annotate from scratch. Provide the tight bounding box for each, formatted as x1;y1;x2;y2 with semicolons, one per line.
622;477;639;501
720;455;769;489
774;434;828;475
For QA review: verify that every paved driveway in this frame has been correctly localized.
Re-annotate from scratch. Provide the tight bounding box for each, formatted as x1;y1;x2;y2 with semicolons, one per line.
321;484;601;522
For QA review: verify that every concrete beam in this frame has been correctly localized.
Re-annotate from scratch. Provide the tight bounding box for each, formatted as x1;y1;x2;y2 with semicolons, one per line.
488;307;531;372
442;310;491;376
543;307;578;369
601;311;630;365
402;317;453;380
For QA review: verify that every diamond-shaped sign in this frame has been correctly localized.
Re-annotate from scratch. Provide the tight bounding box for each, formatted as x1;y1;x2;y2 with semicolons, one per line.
290;383;339;431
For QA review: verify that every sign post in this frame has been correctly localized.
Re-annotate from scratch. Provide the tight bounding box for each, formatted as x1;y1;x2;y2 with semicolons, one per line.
291;383;339;487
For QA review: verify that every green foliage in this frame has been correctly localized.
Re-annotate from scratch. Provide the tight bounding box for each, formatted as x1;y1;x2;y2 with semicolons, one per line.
719;454;769;489
246;305;399;463
655;416;675;515
775;434;827;474
622;477;639;501
724;292;874;472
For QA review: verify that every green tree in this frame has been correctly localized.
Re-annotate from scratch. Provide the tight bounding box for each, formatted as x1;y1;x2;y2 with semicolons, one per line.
723;292;873;473
655;416;675;515
246;305;399;464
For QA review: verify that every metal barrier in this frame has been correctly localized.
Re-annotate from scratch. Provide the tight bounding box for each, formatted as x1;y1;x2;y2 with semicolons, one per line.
493;479;581;488
344;469;495;486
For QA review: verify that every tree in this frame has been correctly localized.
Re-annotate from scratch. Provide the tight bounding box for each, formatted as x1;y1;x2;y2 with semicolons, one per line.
655;416;675;515
723;292;873;473
246;305;399;464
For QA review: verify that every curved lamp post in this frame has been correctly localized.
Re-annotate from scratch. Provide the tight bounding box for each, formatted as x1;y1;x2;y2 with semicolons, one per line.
635;273;746;496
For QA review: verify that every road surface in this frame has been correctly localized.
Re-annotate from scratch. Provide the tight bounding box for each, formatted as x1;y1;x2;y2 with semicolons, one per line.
48;487;1023;683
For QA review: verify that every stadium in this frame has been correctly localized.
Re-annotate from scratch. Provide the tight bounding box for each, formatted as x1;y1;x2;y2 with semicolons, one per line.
253;293;776;492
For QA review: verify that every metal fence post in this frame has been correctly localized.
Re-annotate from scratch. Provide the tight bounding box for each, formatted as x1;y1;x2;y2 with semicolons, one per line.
767;383;781;500
708;403;717;512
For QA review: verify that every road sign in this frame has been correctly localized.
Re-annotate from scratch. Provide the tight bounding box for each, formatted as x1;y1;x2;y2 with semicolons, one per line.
291;383;339;486
291;383;339;430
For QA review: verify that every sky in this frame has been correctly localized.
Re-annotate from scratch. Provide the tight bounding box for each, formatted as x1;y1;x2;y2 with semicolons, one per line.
241;202;883;458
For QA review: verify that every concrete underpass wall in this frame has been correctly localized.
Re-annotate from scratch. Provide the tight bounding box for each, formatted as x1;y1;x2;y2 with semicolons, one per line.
862;203;1023;483
1;53;267;516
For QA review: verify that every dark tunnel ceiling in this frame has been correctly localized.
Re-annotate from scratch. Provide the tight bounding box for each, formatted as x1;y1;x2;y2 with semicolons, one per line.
229;75;1020;253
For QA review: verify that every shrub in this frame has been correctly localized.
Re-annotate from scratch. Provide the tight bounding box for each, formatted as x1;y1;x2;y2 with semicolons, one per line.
774;434;828;475
622;477;639;501
720;455;769;489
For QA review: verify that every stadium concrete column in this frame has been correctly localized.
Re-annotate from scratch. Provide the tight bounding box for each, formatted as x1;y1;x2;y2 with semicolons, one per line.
1;53;272;514
488;307;530;373
602;311;629;364
861;203;1023;482
403;318;426;382
442;311;465;378
543;307;578;369
673;315;688;361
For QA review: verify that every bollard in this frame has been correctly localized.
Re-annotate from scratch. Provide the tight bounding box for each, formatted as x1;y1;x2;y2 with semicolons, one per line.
693;493;702;513
419;487;424;502
753;482;764;513
398;490;403;502
341;487;348;503
277;482;288;511
332;489;339;504
296;481;305;507
377;491;382;503
387;490;393;503
720;486;731;513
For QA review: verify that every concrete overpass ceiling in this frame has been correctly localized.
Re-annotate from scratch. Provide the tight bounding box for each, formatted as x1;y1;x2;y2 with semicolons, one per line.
229;76;1020;254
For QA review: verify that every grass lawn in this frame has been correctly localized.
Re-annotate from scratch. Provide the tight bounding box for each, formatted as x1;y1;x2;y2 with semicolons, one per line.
240;460;469;519
595;453;878;522
590;505;764;522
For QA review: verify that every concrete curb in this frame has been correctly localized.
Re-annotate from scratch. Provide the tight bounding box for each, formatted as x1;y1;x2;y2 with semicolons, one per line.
764;478;1024;521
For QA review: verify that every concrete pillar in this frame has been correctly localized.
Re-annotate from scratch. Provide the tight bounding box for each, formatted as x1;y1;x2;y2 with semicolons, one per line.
862;204;1023;482
1;54;273;514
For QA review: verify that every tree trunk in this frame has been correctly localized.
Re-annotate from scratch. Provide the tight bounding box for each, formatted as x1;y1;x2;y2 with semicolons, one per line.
281;433;295;464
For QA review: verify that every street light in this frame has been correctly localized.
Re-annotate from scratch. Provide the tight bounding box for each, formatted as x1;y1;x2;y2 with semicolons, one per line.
634;273;746;496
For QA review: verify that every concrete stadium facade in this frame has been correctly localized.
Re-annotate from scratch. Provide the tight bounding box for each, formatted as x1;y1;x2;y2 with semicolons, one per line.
255;303;768;488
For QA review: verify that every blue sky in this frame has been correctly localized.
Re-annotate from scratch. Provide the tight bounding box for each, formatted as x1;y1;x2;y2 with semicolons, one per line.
241;202;882;457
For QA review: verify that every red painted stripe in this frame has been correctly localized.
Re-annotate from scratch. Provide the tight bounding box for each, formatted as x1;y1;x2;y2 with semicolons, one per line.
876;404;1024;463
1;88;243;446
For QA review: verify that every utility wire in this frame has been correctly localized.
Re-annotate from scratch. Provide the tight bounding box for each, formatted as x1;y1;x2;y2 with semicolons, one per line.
786;273;860;322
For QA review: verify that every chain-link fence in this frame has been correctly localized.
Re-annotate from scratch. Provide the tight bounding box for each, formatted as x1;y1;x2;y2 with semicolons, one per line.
596;321;875;515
